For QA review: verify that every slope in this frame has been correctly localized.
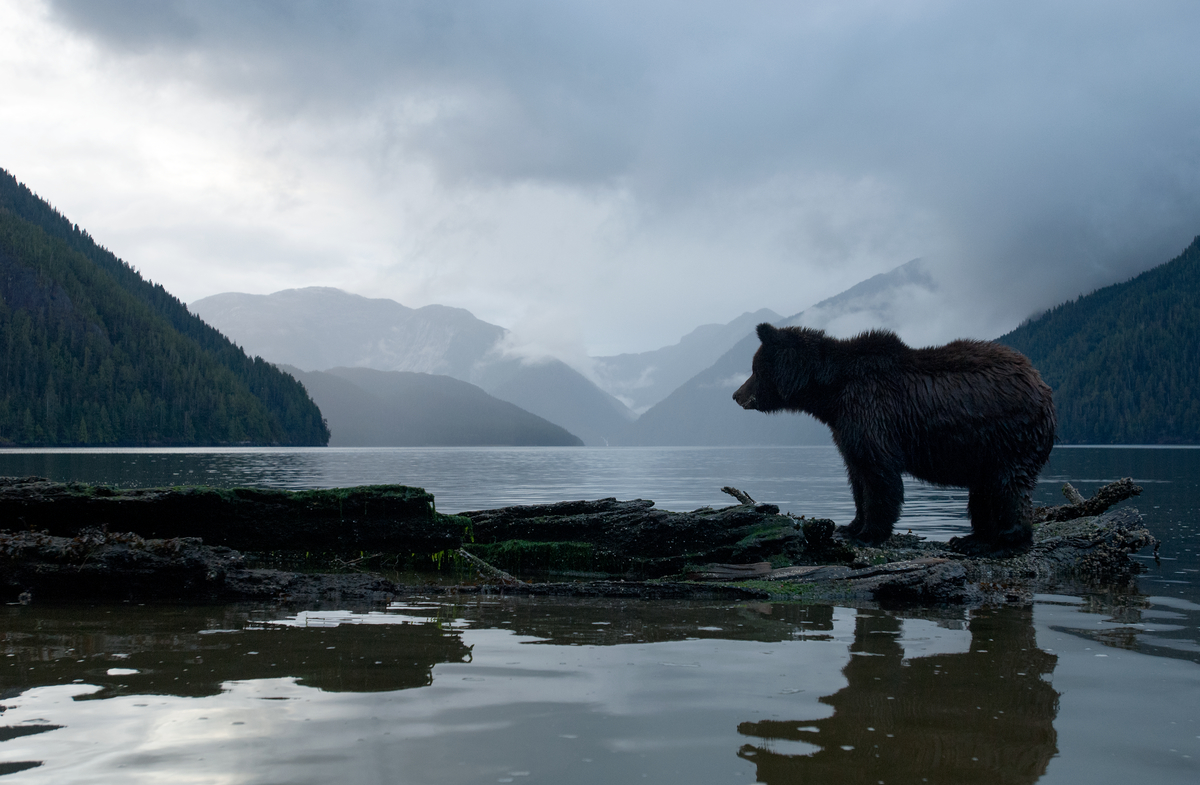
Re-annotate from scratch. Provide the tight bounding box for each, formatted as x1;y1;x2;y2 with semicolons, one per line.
284;366;583;447
472;357;635;447
616;332;831;446
192;286;636;446
591;308;782;413
999;235;1200;444
0;169;328;446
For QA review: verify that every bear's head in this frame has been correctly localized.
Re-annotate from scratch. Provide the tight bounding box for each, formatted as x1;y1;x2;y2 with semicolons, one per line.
733;323;830;412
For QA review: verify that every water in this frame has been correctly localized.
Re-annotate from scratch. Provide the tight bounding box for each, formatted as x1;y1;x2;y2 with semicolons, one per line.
0;445;966;536
2;446;1199;783
2;598;1198;783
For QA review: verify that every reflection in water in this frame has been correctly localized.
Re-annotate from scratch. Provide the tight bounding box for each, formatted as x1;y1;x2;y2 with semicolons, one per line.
453;596;839;645
738;607;1058;784
1;603;471;700
4;598;1198;784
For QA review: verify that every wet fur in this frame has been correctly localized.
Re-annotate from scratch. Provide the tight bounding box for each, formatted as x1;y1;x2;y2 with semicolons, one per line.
733;324;1056;552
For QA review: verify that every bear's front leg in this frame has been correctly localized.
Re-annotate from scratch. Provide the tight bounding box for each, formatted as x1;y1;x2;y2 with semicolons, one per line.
842;467;904;546
836;473;869;540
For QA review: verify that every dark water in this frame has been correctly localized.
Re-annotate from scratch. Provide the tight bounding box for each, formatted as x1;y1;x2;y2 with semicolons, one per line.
2;597;1198;783
1;446;1199;782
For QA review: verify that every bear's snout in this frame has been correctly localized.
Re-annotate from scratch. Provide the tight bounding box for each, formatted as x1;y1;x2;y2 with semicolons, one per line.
733;376;758;410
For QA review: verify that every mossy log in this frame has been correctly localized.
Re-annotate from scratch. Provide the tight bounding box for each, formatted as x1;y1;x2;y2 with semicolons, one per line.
0;477;1157;606
0;476;464;554
460;497;841;578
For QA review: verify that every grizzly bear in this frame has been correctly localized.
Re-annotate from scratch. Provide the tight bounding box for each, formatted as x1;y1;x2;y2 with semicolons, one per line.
733;324;1056;554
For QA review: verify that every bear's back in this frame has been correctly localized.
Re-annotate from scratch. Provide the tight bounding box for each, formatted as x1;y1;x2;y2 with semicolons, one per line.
904;339;1038;378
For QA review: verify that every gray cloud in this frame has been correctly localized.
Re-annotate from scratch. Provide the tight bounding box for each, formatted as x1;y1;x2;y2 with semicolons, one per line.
40;0;1200;349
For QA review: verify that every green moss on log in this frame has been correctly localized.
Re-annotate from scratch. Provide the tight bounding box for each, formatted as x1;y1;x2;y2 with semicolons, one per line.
0;477;463;555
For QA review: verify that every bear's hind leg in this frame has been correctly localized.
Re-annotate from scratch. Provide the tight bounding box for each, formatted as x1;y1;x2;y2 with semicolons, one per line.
992;485;1034;551
952;484;1033;556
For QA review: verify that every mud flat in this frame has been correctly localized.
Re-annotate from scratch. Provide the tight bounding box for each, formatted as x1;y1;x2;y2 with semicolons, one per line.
0;477;1153;606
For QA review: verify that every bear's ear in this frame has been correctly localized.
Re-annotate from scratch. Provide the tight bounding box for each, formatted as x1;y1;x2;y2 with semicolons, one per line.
756;323;779;344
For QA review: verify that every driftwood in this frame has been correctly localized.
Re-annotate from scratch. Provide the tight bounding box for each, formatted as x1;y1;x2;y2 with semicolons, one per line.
721;486;757;505
1034;477;1143;523
0;477;1155;606
0;476;463;554
459;497;837;578
454;548;523;586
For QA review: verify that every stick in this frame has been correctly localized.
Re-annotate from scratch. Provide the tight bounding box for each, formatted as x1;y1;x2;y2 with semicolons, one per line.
720;486;756;505
1061;483;1086;505
456;548;524;586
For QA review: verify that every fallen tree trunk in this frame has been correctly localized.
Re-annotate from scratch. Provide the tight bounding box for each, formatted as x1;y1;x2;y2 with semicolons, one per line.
0;478;1156;606
460;497;841;578
0;476;465;555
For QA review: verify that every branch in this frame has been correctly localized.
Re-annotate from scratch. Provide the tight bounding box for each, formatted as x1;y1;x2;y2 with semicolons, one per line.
1035;478;1143;523
720;486;756;505
456;548;523;586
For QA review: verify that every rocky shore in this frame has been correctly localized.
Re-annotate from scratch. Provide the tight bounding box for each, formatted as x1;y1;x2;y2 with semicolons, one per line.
0;477;1154;606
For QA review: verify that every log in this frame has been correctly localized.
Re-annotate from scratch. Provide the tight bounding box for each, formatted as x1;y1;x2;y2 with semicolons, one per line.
460;497;818;578
0;476;464;555
0;478;1156;607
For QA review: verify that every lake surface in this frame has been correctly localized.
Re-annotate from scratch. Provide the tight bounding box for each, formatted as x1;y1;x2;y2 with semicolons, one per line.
2;445;1199;783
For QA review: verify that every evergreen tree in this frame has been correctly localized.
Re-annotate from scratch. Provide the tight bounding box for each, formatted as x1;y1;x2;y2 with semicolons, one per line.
1000;236;1200;444
0;168;329;446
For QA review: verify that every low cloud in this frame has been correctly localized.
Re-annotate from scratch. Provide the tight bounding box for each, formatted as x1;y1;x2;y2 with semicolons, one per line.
5;0;1197;352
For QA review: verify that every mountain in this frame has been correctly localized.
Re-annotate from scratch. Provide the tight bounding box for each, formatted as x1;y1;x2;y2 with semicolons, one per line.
784;258;935;333
192;287;636;446
1000;235;1200;444
283;366;582;446
617;259;938;445
616;331;831;445
473;357;635;447
0;169;328;446
191;287;506;378
591;308;782;413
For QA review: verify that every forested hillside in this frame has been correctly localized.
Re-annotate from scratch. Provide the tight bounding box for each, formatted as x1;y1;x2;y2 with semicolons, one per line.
0;169;329;445
1000;236;1200;444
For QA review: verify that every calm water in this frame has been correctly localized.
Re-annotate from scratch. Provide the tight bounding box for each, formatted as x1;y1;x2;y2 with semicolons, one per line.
2;446;1199;783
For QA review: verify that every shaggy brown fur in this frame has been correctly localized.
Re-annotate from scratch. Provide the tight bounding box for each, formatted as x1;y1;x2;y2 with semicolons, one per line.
734;324;1056;554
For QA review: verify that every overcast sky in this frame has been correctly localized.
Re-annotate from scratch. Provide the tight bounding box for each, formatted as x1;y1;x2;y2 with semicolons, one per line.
2;1;1199;356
